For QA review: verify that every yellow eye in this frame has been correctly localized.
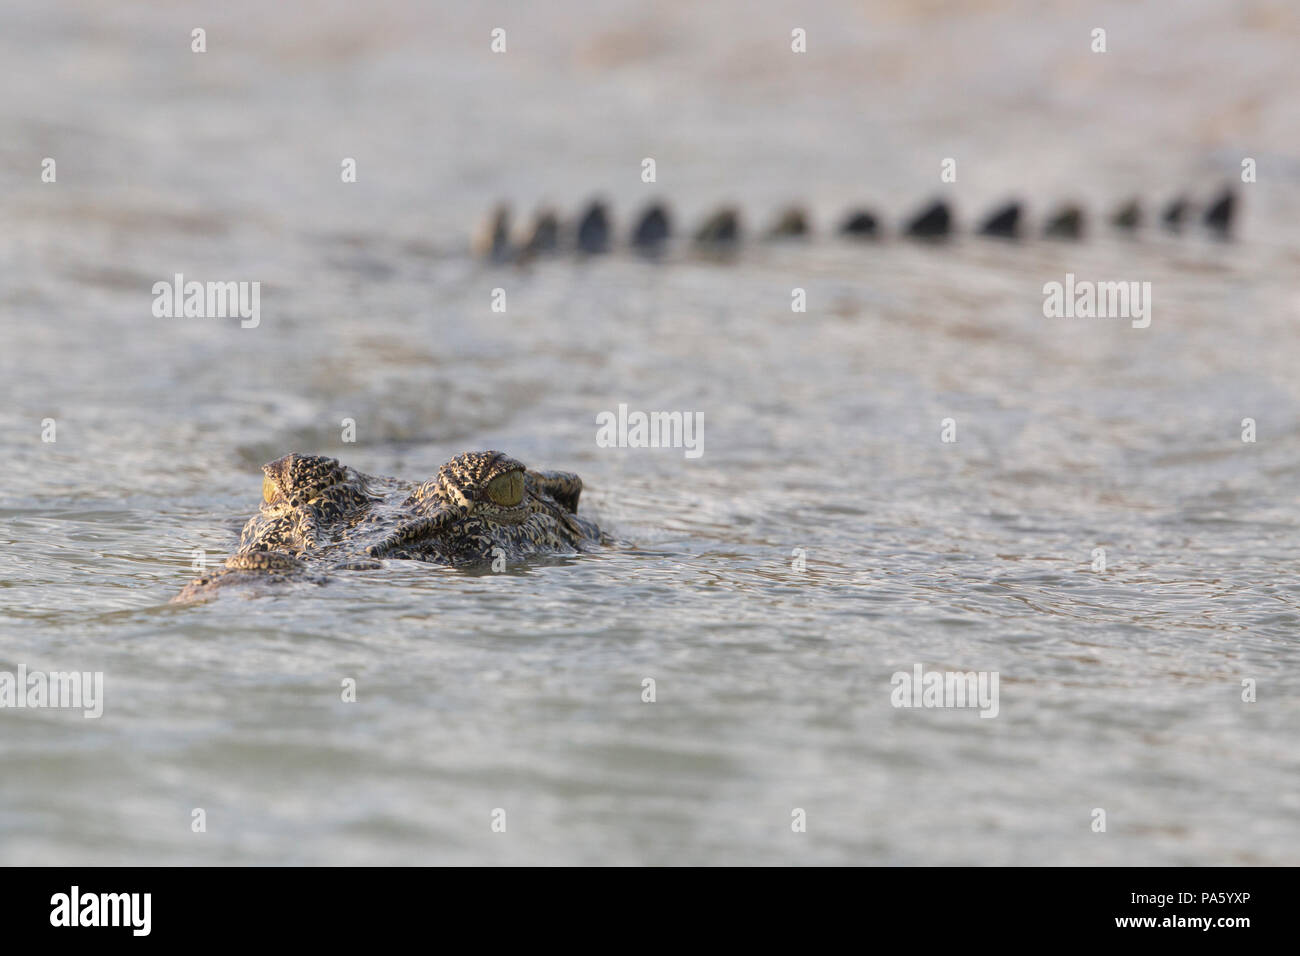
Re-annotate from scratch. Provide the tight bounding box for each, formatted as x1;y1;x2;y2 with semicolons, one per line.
262;474;278;503
486;470;525;507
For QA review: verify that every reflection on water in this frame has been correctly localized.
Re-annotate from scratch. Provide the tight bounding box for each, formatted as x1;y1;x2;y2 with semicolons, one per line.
1;0;1298;865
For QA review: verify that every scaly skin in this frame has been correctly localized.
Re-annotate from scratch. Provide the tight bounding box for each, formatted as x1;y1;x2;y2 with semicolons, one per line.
175;451;602;602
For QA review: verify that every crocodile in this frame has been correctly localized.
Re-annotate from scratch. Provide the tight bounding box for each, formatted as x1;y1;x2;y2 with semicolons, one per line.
174;450;602;601
475;187;1238;262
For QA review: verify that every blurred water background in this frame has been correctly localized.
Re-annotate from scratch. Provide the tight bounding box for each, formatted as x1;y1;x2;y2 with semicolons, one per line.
1;0;1298;864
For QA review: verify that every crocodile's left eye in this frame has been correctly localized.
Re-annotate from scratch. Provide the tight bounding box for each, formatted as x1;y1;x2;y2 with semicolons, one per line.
262;474;279;504
486;470;524;507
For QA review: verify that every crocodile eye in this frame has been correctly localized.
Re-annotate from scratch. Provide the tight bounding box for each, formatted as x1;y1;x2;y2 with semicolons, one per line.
486;470;524;507
262;474;279;504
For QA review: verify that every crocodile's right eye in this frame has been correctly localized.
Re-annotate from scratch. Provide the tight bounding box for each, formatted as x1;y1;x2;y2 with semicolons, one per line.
486;470;525;507
262;474;279;504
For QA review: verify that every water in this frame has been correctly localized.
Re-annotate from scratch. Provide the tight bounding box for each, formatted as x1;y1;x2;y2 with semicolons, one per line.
2;0;1298;865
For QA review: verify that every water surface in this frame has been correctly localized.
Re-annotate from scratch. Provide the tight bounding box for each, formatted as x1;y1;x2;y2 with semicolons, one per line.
1;0;1298;865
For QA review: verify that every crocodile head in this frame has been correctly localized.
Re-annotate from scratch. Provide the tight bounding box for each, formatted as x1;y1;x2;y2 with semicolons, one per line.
174;450;601;602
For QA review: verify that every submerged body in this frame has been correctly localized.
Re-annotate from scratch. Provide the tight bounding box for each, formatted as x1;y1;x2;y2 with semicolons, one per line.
176;451;602;601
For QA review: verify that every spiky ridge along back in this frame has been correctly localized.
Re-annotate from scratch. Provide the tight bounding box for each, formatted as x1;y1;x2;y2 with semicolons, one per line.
478;187;1238;261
